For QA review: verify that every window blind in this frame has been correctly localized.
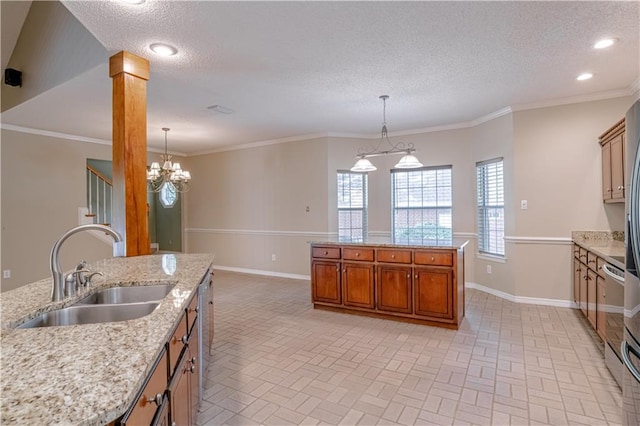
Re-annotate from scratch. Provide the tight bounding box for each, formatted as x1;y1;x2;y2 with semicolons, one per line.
337;171;368;242
476;158;504;256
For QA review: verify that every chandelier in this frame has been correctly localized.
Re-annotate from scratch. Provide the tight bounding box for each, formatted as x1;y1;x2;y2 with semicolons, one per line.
147;128;191;193
351;95;423;172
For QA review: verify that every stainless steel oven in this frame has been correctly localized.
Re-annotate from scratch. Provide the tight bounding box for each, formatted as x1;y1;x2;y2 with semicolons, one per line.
603;261;625;387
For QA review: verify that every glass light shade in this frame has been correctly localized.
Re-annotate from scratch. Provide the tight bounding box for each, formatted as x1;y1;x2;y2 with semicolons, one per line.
173;162;182;171
150;162;161;171
182;171;191;181
163;160;173;170
351;158;377;172
394;154;423;169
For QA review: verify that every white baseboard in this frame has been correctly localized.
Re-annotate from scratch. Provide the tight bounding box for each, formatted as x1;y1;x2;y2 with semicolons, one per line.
466;282;577;308
213;265;310;281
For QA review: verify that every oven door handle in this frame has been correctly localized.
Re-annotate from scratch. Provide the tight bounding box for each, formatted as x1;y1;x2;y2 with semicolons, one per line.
603;264;625;284
622;340;640;384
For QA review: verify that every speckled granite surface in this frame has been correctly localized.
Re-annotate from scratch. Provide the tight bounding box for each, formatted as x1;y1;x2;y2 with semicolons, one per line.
308;238;469;250
0;253;214;425
572;231;626;269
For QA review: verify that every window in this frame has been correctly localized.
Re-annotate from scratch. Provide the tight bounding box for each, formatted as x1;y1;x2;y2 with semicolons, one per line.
392;166;452;245
337;171;367;242
159;182;178;208
477;158;505;256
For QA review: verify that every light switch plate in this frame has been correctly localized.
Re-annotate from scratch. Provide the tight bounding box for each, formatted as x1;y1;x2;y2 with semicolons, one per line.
520;200;528;210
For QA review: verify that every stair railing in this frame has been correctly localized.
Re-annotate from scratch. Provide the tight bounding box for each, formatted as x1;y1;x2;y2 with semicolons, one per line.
86;165;112;226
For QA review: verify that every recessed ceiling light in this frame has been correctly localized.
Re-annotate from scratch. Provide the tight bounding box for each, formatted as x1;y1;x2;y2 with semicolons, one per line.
594;38;617;49
149;43;178;56
577;73;594;81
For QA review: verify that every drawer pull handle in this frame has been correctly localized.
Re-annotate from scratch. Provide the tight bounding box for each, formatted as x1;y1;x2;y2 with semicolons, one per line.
189;307;199;314
147;393;163;406
431;256;435;262
191;356;197;364
392;255;396;259
188;365;196;374
181;335;189;345
324;251;328;255
415;275;418;279
356;252;360;256
407;274;410;278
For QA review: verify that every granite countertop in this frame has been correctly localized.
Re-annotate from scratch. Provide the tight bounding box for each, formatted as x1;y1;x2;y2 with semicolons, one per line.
309;238;469;250
0;253;214;426
572;231;626;270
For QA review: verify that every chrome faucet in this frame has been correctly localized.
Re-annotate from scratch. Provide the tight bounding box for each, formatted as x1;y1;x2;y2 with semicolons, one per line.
50;224;123;302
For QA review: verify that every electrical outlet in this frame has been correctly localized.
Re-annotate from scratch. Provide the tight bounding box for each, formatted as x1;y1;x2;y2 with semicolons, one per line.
3;270;10;279
520;200;528;210
486;265;492;274
271;254;276;261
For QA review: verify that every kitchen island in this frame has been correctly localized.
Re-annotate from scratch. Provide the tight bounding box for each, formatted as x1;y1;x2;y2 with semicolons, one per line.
0;253;214;425
310;239;467;329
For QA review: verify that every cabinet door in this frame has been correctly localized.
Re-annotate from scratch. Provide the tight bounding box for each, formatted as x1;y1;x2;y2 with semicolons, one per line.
376;265;412;313
587;269;597;328
573;257;581;304
170;354;191;426
596;278;607;341
312;261;341;304
611;134;625;200
602;141;612;200
414;267;453;319
342;263;374;309
579;263;588;315
189;324;200;423
208;275;214;356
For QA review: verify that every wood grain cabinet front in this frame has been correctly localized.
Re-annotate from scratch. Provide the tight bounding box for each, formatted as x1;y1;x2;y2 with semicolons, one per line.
600;118;625;203
342;263;374;309
310;243;464;329
311;260;341;304
413;267;453;319
376;265;412;314
119;350;168;426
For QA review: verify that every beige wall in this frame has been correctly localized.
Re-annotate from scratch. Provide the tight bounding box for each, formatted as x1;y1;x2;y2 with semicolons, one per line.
1;129;113;291
185;138;329;277
0;129;179;292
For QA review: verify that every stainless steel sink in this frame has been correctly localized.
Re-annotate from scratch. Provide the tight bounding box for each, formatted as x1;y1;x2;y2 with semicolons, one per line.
75;284;175;305
17;302;159;329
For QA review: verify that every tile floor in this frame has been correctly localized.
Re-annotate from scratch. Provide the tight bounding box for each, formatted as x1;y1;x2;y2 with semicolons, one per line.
196;271;622;425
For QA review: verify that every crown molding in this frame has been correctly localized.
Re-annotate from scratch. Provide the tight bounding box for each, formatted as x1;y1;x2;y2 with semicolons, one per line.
0;123;186;156
190;132;329;156
4;81;637;157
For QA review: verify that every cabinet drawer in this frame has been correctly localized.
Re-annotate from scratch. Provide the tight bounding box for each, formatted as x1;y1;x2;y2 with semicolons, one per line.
168;315;188;377
187;294;199;334
414;251;453;267
312;247;341;259
377;249;411;264
343;248;374;262
121;350;168;425
578;248;588;263
596;257;607;278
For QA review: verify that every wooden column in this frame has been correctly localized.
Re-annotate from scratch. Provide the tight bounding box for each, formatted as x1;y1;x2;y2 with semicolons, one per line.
109;51;150;256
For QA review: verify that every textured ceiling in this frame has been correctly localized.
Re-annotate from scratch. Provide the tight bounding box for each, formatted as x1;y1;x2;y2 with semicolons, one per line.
2;1;639;154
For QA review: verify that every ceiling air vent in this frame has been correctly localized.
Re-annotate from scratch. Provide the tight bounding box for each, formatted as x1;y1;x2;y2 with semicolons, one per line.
207;105;234;114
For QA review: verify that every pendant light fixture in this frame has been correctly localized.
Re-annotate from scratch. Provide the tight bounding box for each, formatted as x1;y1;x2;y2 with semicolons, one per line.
351;95;423;172
147;128;191;193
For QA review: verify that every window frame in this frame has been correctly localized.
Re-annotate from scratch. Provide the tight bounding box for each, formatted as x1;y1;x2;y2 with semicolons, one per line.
391;165;453;246
476;157;505;257
337;170;368;243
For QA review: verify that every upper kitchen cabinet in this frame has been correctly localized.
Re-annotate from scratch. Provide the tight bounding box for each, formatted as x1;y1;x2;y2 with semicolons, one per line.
599;118;625;203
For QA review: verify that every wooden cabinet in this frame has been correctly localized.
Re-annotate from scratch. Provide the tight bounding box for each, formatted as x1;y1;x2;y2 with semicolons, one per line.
587;269;597;328
311;260;341;304
342;263;374;309
376;265;412;313
311;243;464;329
573;242;611;344
118;277;208;426
596;280;607;341
600;118;625;203
414;267;453;319
119;350;168;425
